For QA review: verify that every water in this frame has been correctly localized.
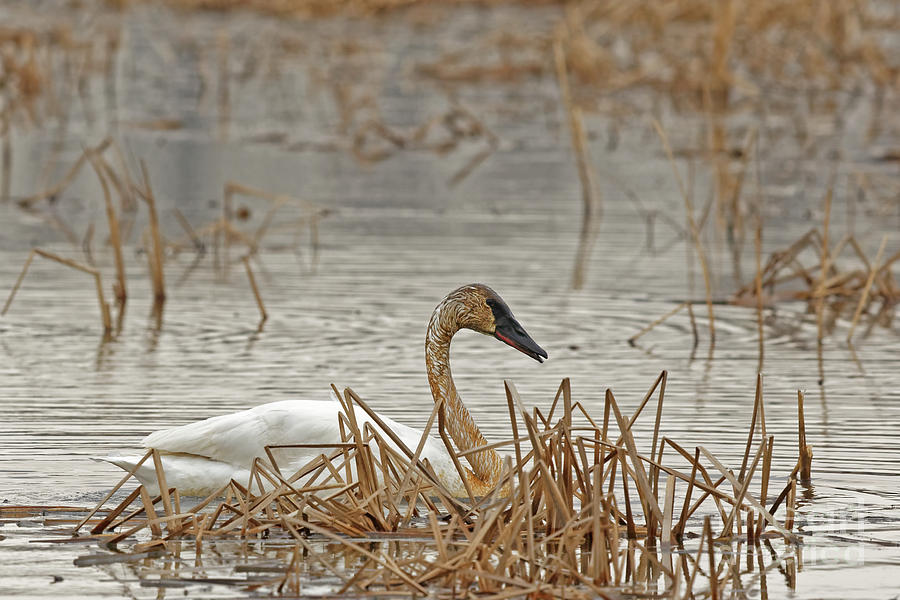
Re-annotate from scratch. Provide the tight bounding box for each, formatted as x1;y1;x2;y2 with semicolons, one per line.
2;1;900;598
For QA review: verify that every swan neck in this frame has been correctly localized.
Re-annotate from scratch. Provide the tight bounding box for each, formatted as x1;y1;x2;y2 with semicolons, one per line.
425;302;502;487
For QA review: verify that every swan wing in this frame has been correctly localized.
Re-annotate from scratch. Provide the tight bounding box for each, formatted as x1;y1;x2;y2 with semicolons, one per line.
142;399;344;467
138;394;465;495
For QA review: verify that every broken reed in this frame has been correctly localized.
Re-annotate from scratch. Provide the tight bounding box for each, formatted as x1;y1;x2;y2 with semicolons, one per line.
79;372;809;598
4;139;147;333
733;223;900;343
216;180;329;279
1;248;112;333
4;139;333;331
632;191;900;382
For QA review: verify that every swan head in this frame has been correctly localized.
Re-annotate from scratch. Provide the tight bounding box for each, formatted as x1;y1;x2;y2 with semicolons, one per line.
449;284;549;363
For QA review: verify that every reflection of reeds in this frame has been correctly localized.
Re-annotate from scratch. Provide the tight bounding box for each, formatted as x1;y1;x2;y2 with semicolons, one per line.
554;36;601;291
652;119;716;350
79;374;807;597
2;248;111;334
628;301;699;350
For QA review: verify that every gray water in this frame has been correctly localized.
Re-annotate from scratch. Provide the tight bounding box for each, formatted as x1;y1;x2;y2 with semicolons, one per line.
2;1;900;598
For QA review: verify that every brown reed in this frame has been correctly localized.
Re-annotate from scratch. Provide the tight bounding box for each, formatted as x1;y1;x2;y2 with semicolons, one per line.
134;161;167;304
733;225;900;343
210;180;329;277
242;255;268;322
73;373;807;598
2;248;112;334
16;138;112;209
86;149;127;306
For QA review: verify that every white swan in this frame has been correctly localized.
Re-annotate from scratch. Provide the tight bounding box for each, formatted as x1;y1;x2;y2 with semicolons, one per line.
104;284;548;497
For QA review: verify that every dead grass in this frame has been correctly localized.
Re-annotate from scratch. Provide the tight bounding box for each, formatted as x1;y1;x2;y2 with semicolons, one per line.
732;225;900;337
69;373;809;598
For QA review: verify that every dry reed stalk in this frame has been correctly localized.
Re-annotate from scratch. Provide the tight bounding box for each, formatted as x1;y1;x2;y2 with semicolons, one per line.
2;248;112;333
797;391;812;481
672;446;700;541
784;478;797;531
606;389;663;529
847;234;888;342
341;387;466;513
241;255;268;322
628;302;688;345
738;373;763;483
109;140;137;214
758;434;774;526
704;515;718;600
732;216;899;377
649;371;667;490
73;450;153;533
699;446;796;542
661;474;676;543
136;161;166;303
216;181;328;275
721;440;766;537
86;149;126;305
16;138;112;208
173;208;204;254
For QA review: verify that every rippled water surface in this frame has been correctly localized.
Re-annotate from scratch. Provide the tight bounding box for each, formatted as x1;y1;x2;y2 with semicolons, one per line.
2;1;900;598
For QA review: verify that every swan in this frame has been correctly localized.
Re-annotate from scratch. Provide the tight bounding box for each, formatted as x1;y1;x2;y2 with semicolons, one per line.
103;284;548;498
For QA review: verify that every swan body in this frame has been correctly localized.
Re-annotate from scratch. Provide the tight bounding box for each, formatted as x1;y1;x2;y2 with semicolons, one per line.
103;284;547;497
105;394;466;496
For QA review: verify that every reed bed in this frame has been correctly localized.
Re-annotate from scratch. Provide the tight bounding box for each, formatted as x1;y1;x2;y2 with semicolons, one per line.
733;227;900;342
412;0;900;293
69;373;809;597
3;136;332;332
630;217;900;381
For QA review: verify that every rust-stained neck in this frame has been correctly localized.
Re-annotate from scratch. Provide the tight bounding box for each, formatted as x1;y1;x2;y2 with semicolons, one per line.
425;286;503;491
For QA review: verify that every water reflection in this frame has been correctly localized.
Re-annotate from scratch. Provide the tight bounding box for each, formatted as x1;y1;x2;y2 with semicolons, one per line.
57;530;804;599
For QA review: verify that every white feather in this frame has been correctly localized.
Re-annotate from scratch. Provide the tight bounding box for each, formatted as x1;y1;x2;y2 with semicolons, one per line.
102;393;465;497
